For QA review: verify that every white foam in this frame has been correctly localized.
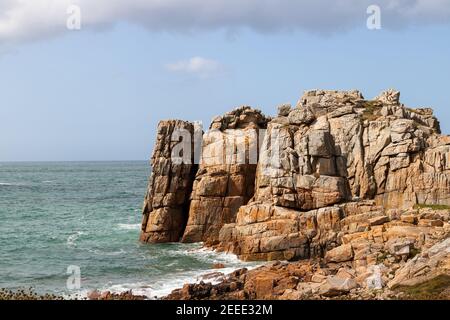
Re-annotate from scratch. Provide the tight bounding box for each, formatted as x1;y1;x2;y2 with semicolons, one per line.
0;182;30;186
66;231;86;247
100;271;212;299
117;223;141;230
63;289;91;300
87;248;127;256
172;245;260;266
99;249;263;300
66;245;264;300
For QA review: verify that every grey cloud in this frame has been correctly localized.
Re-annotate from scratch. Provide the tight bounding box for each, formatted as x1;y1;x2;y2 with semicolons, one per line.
1;0;450;43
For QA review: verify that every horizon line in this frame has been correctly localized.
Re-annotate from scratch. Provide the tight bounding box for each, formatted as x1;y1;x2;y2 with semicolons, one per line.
0;160;148;163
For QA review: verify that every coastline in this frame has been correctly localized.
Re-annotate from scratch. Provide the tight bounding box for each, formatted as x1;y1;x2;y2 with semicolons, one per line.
3;259;449;301
0;246;264;300
135;90;450;301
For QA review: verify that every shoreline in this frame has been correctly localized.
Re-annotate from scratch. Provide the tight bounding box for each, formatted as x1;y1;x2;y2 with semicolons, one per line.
2;228;449;301
3;261;449;301
0;247;264;301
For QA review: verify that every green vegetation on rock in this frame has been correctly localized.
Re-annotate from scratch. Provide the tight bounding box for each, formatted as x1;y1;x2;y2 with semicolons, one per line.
360;100;383;121
414;203;450;210
397;275;450;300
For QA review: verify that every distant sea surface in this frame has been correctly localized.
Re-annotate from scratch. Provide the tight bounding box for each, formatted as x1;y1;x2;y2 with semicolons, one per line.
0;161;259;298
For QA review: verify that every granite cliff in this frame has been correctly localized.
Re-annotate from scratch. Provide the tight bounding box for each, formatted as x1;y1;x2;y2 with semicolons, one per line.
140;89;450;299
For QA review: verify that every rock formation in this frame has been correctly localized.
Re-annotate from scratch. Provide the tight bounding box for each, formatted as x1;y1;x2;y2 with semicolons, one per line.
215;89;450;261
141;107;269;244
140;88;450;300
141;89;450;261
140;120;198;243
165;205;450;300
181;107;270;243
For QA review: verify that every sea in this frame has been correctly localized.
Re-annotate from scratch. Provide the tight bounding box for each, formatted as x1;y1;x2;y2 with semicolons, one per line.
0;161;261;298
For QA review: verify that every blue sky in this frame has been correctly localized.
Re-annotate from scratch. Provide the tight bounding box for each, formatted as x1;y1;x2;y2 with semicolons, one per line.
1;1;450;161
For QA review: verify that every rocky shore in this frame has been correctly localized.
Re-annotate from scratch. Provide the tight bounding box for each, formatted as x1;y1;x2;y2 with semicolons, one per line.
141;89;450;300
165;205;450;300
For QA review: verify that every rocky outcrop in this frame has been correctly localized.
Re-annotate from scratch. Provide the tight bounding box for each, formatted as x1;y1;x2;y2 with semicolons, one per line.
214;89;450;260
141;107;269;244
141;89;450;266
253;89;447;212
165;206;450;300
254;117;351;210
140;120;198;243
137;89;450;300
216;200;389;261
181;107;270;243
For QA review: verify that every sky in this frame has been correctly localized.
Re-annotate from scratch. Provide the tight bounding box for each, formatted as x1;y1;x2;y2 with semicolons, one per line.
0;0;450;161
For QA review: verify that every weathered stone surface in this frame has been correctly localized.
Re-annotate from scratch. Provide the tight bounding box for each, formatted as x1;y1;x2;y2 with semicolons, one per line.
299;89;364;117
277;104;291;117
209;105;269;131
254;119;350;211
388;238;450;289
140;120;198;243
216;203;345;261
374;89;400;105
165;204;450;300
325;244;354;263
369;215;389;226
288;105;315;125
250;89;449;217
181;107;270;243
318;276;357;297
385;238;414;257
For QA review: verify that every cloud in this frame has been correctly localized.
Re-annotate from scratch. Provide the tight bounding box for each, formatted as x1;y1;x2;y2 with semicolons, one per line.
165;57;224;78
1;0;450;43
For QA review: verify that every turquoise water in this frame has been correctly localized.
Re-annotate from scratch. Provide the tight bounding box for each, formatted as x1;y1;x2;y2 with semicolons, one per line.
0;161;259;298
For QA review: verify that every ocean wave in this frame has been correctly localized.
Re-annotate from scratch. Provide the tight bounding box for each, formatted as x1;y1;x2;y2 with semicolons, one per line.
99;263;262;299
117;223;141;230
66;231;86;247
169;245;258;266
63;289;91;300
62;247;264;300
0;182;15;186
87;248;127;256
98;249;262;299
0;182;33;187
99;272;212;299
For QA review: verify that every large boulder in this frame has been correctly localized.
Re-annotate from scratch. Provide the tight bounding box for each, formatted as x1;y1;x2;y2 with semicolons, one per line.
374;89;400;105
318;276;358;297
388;238;450;289
325;244;354;263
288;105;316;125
